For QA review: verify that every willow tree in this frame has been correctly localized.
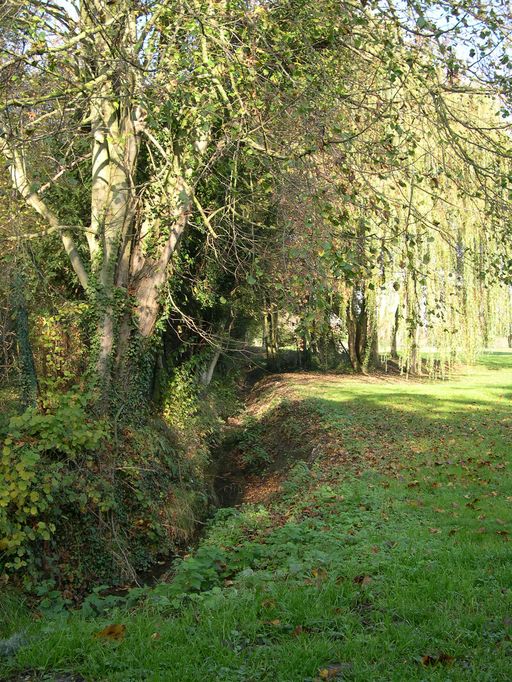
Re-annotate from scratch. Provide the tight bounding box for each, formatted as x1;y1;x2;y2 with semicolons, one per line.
262;28;512;373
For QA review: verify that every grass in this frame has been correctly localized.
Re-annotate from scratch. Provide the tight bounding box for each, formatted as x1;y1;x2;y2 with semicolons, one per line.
1;353;512;681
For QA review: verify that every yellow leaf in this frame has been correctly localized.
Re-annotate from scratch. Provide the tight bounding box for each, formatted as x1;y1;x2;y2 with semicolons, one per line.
319;664;350;679
95;624;126;641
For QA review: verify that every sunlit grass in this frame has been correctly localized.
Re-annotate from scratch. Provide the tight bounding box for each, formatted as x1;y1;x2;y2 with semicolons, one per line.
1;354;511;681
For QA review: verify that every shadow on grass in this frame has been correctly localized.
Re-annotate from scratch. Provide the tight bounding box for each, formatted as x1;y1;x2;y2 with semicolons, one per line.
477;350;512;370
215;367;512;507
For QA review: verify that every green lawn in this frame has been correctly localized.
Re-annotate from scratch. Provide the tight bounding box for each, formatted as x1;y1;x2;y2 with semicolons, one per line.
1;354;512;681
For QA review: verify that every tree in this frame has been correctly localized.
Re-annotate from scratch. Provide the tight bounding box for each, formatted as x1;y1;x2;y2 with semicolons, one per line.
1;0;511;399
0;0;307;406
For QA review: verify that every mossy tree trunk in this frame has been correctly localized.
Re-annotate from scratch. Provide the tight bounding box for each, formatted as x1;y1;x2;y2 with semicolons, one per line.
11;273;38;407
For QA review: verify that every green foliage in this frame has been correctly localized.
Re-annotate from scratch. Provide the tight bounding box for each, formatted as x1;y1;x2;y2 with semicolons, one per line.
236;416;272;471
35;303;89;393
0;362;240;589
163;358;240;442
163;362;203;433
0;391;105;573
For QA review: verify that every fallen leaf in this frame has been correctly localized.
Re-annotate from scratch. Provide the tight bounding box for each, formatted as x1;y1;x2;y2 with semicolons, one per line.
312;567;328;581
465;498;480;510
429;527;441;534
421;653;455;666
353;575;372;586
421;655;436;666
151;632;161;640
261;599;276;609
318;663;353;679
95;624;126;641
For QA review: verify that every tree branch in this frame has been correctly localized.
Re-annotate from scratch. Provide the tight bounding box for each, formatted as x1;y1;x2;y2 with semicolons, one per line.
0;136;89;289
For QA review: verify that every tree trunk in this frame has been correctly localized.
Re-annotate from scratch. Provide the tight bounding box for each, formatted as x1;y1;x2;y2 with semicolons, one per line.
11;273;38;407
347;288;365;372
409;324;420;374
264;300;279;370
200;348;222;387
390;303;400;359
347;285;380;372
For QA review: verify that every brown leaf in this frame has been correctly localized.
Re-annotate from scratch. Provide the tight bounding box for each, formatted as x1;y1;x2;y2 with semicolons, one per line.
429;527;441;534
312;567;328;582
465;497;480;510
421;655;436;666
353;575;372;586
95;624;126;641
407;480;419;488
421;653;455;666
261;598;276;609
292;625;304;636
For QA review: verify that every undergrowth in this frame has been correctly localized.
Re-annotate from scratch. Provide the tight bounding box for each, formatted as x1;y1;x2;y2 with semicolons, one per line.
0;366;240;597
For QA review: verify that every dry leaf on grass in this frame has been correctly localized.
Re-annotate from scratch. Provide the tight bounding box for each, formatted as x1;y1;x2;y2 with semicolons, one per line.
421;653;455;666
317;662;353;679
353;574;372;586
95;624;126;641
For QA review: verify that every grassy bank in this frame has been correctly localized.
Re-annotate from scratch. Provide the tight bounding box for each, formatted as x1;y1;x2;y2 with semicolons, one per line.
1;354;512;681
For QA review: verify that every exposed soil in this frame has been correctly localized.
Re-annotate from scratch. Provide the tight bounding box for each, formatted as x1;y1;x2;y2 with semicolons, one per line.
213;374;334;508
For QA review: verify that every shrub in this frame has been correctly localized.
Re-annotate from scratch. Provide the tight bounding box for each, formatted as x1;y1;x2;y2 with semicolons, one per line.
0;391;105;575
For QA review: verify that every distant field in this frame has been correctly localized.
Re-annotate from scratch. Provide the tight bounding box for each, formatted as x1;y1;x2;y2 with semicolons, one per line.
1;354;512;681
